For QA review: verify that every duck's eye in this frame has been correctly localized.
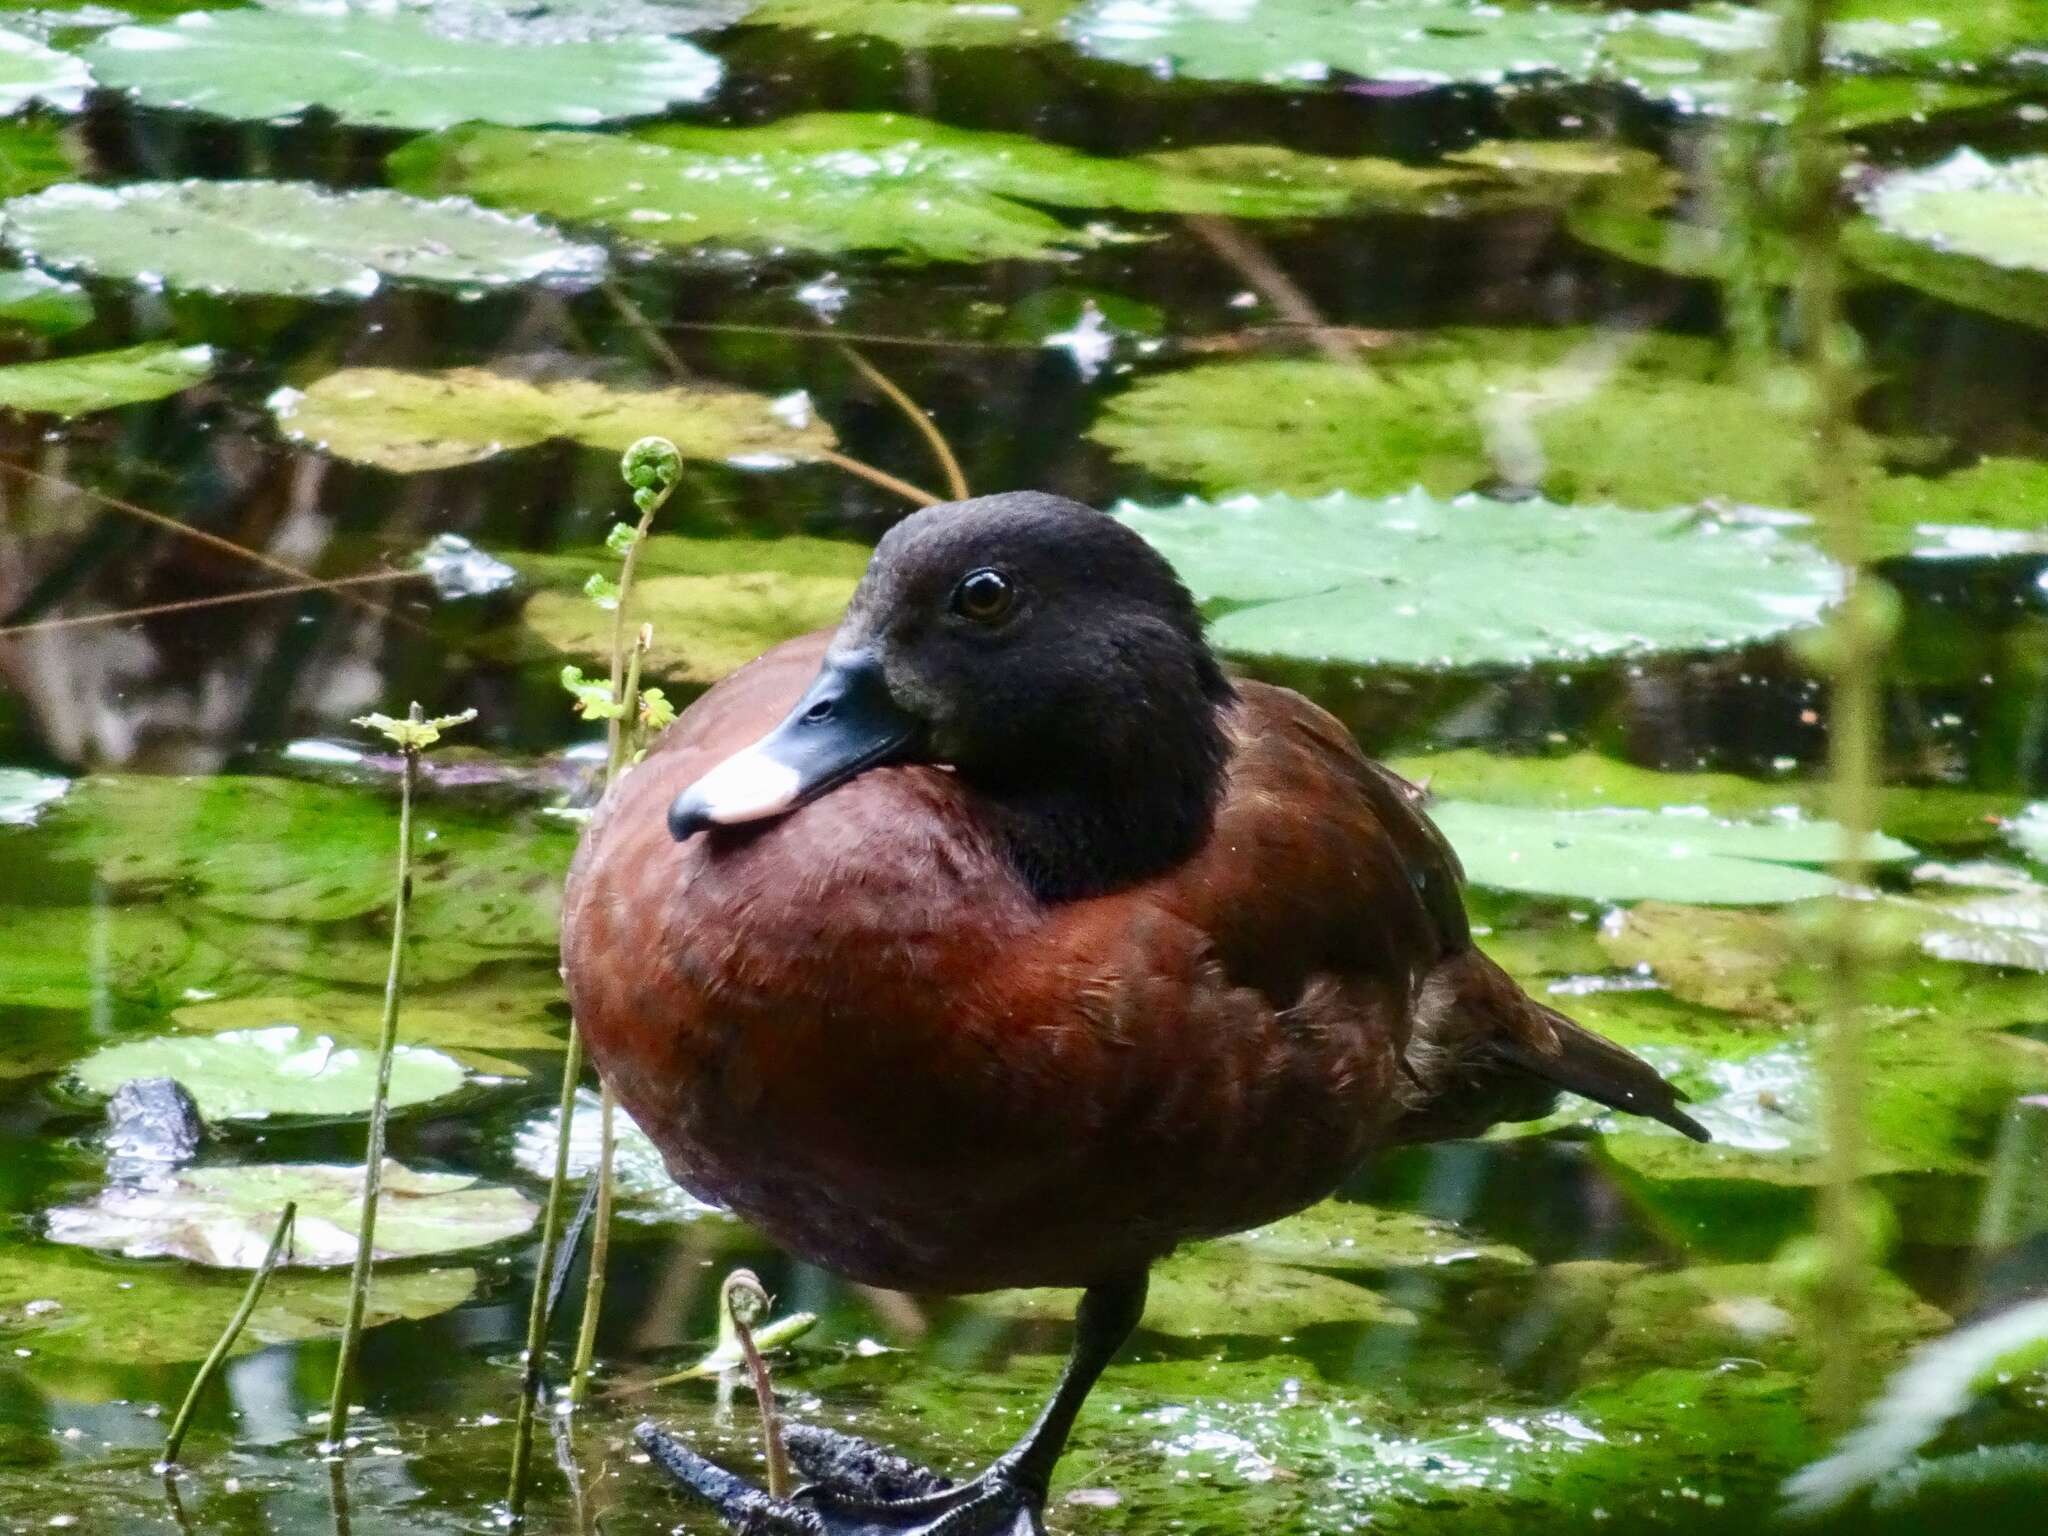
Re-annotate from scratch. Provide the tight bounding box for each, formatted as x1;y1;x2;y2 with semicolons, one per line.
949;568;1015;624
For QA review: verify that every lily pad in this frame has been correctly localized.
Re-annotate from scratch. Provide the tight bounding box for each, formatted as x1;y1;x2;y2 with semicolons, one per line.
1428;799;1913;905
1066;0;1613;88
0;267;89;334
511;1087;722;1222
68;1025;468;1121
1850;152;2048;329
270;366;836;474
1092;330;1875;508
751;0;1073;49
1865;457;2048;560
1114;490;1840;672
86;10;722;129
0;341;211;417
387;114;1497;264
0;767;64;825
173;987;565;1076
0;1243;476;1362
1226;1200;1532;1276
519;534;867;683
0;26;90;112
0;180;605;299
0;903;229;1011
43;1160;537;1267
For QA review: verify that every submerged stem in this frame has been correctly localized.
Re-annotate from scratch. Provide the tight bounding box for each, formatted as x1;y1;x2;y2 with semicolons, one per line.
837;343;969;501
326;706;421;1446
162;1202;297;1466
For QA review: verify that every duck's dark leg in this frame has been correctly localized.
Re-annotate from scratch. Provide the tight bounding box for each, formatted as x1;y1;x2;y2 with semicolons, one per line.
637;1272;1148;1536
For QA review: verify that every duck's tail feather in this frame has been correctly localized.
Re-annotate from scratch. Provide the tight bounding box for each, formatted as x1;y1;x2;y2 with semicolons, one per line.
1395;949;1709;1145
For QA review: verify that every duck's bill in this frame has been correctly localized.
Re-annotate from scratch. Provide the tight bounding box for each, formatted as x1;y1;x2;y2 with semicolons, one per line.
668;652;920;842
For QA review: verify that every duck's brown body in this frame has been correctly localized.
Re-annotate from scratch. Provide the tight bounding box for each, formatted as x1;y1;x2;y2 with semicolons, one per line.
563;629;1685;1294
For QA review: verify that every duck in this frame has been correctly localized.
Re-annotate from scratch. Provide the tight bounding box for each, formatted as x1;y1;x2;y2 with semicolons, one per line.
561;490;1705;1536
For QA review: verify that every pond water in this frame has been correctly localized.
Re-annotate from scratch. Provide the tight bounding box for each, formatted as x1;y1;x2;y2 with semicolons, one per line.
3;2;2048;1533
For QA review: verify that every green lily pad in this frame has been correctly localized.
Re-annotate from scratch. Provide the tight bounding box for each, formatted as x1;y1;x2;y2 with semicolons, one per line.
1428;799;1912;905
1850;152;2048;329
270;366;836;475
512;1088;723;1221
0;267;89;335
1389;749;2022;851
0;179;605;299
0;341;212;417
519;534;867;683
1066;0;1612;88
387;114;1496;264
1092;330;1876;508
751;0;1072;49
85;10;722;129
0;26;90;112
0;767;64;825
0;903;230;1012
1866;457;2048;560
978;1238;1411;1337
2009;804;2048;864
43;1159;537;1267
173;987;565;1073
1114;490;1840;672
0;1243;476;1362
69;1025;468;1121
1225;1200;1533;1276
35;774;573;953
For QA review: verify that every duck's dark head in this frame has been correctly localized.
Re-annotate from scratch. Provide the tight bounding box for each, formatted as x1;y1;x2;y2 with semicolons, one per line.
667;491;1235;900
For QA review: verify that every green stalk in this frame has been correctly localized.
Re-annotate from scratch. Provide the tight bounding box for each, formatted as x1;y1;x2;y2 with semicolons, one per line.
1779;0;1880;1425
162;1202;296;1466
506;1026;584;1522
510;440;682;1520
326;704;421;1447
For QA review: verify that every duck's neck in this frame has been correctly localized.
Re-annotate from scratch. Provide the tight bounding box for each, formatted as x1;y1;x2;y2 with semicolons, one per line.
970;689;1235;904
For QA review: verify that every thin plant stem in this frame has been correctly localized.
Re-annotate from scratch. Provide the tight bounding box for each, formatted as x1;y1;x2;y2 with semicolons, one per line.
326;705;421;1447
814;447;941;508
161;1202;297;1466
723;1272;792;1500
837;343;969;500
506;1027;584;1524
601;281;690;379
0;459;409;628
661;319;1025;352
0;570;422;640
1780;0;1879;1425
567;1084;618;1405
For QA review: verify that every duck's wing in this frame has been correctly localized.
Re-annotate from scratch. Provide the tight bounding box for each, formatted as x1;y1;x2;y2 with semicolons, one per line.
1197;683;1706;1146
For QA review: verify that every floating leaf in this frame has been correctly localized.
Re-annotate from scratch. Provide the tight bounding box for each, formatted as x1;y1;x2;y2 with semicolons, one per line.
291;0;755;46
0;341;212;417
1092;330;1877;508
1114;490;1840;671
1225;1200;1533;1276
0;903;229;1012
0;768;65;826
0;1243;476;1362
1850;152;2048;330
43;1160;537;1267
85;10;722;129
0;267;89;335
173;986;565;1064
751;0;1072;49
388;114;1501;264
1066;0;1613;88
2010;804;2048;865
270;366;836;474
0;180;605;299
512;1087;722;1222
0;26;90;113
1428;800;1912;905
1387;749;2020;850
1865;457;2048;560
69;1026;468;1121
518;534;867;683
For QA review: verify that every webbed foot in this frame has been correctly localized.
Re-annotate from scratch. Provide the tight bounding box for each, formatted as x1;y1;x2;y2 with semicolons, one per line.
636;1420;1038;1535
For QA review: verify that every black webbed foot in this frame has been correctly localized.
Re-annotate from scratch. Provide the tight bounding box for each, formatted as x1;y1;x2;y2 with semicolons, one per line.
635;1276;1146;1536
635;1420;1039;1536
